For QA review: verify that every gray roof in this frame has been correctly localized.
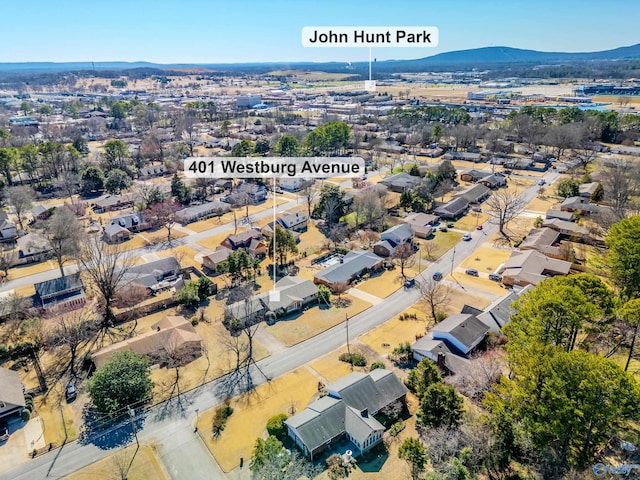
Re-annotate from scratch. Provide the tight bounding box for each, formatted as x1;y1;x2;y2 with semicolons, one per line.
95;195;132;209
379;172;422;190
476;285;533;333
0;368;25;409
545;209;575;221
411;337;469;374
560;196;601;212
454;184;490;203
123;257;181;289
280;212;308;228
285;396;346;451
373;240;394;254
479;173;506;186
227;276;318;317
344;406;384;445
498;250;572;285
381;223;414;242
328;369;408;414
111;212;146;229
432;314;490;351
202;247;232;265
31;205;48;217
34;273;84;300
434;197;469;217
403;212;439;226
176;201;230;219
17;233;50;254
314;250;382;285
104;223;130;237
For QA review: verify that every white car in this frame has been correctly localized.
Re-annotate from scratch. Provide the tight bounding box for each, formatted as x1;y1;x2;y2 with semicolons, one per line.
462;233;472;241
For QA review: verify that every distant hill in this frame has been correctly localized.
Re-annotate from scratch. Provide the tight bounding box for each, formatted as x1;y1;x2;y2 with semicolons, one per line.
0;43;639;75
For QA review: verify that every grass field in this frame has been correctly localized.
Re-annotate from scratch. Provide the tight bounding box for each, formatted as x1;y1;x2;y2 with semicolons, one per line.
355;269;404;299
198;367;318;472
459;245;512;274
359;307;430;356
264;295;372;347
63;444;168;480
419;231;463;260
309;346;371;384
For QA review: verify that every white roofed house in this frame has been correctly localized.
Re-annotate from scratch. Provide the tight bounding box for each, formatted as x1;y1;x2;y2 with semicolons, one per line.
0;368;25;420
373;224;414;257
102;222;131;243
0;219;17;241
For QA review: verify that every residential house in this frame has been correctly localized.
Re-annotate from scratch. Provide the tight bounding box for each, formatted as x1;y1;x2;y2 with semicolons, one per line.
378;173;422;193
285;369;408;460
17;233;50;263
93;195;134;213
110;212;151;233
541;218;590;240
102;223;131;243
545;209;575;222
454;184;490;204
560;196;601;215
122;257;183;294
138;164;166;178
201;247;233;273
279;178;307;192
473;286;533;333
444;151;482;162
477;173;507;188
497;250;572;287
578;182;600;199
30;205;49;221
175;201;230;224
226;276;319;322
431;313;490;355
223;183;268;205
313;250;383;289
221;229;267;258
92;316;202;368
519;227;563;258
459;169;488;182
263;212;309;236
434;197;469;219
0;219;17;241
402;212;439;238
373;224;414;257
411;337;468;375
33;273;86;310
0;368;25;420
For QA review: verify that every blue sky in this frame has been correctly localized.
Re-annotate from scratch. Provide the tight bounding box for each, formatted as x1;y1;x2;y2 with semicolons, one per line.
1;0;638;63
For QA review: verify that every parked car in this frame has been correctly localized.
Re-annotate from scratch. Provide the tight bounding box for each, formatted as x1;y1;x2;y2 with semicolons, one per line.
476;224;484;230
432;272;443;281
447;222;455;228
465;269;479;277
538;179;546;186
66;382;77;402
471;206;482;212
439;226;448;232
0;419;8;442
462;233;472;241
404;277;416;288
489;273;502;282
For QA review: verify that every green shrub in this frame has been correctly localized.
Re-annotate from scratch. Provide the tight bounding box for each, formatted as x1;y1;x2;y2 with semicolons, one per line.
339;352;367;367
389;421;406;437
266;413;288;440
21;409;31;422
212;402;234;437
370;361;386;371
190;317;199;326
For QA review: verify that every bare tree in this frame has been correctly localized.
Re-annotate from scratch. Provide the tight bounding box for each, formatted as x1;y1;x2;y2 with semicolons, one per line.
6;186;34;230
54;171;80;208
420;278;451;323
300;180;318;220
331;281;351;308
444;350;505;401
393;243;416;279
145;199;181;242
543;123;580;161
601;158;640;220
485;190;525;242
44;207;83;277
0;248;16;278
77;235;136;328
48;307;98;376
175;109;198;156
352;186;386;229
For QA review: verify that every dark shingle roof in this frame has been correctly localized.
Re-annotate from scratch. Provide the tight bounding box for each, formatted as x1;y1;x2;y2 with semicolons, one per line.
34;273;83;299
432;314;490;351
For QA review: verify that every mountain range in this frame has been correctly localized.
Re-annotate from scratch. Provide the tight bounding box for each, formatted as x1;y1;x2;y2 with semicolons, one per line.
0;43;639;74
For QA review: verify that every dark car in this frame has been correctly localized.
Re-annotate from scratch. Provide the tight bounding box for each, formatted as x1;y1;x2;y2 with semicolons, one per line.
476;224;484;230
489;273;502;282
0;419;8;442
65;382;77;402
465;269;479;277
404;277;416;288
433;272;443;281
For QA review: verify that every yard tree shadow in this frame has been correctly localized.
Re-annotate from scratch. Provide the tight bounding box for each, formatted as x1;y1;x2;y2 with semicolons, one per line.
78;404;147;450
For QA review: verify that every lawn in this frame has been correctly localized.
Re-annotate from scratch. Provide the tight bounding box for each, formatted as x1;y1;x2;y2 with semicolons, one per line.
34;383;78;447
359;307;430;356
454;212;489;232
459;245;513;273
264;295;372;347
355;269;404;299
447;272;508;297
418;231;463;261
63;444;168;480
309;345;371;384
197;229;238;250
8;259;59;281
198;367;319;472
156;245;201;270
524;194;560;213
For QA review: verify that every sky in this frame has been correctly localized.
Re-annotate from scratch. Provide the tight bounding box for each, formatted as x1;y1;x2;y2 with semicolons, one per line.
1;0;639;64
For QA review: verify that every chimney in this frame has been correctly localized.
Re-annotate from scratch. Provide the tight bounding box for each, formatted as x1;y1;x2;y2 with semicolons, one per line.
436;352;446;369
360;408;368;418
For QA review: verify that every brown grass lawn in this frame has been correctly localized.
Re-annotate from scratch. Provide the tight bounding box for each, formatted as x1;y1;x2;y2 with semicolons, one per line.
454;212;489;232
198;368;319;472
34;383;79;447
447;272;508;297
63;444;168;480
156;245;201;270
196;229;239;250
524;194;561;213
459;245;513;273
138;228;187;245
359;307;430;356
419;231;463;260
309;346;371;384
8;259;59;281
355;269;405;299
264;295;372;347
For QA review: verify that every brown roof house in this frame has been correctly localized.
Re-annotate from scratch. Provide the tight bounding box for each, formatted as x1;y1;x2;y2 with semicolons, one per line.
92;316;202;368
497;250;572;287
221;229;267;258
0;367;25;420
201;246;233;273
403;212;439;238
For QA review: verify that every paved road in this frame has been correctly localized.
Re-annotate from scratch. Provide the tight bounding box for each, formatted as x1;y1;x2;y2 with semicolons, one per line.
1;169;559;480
